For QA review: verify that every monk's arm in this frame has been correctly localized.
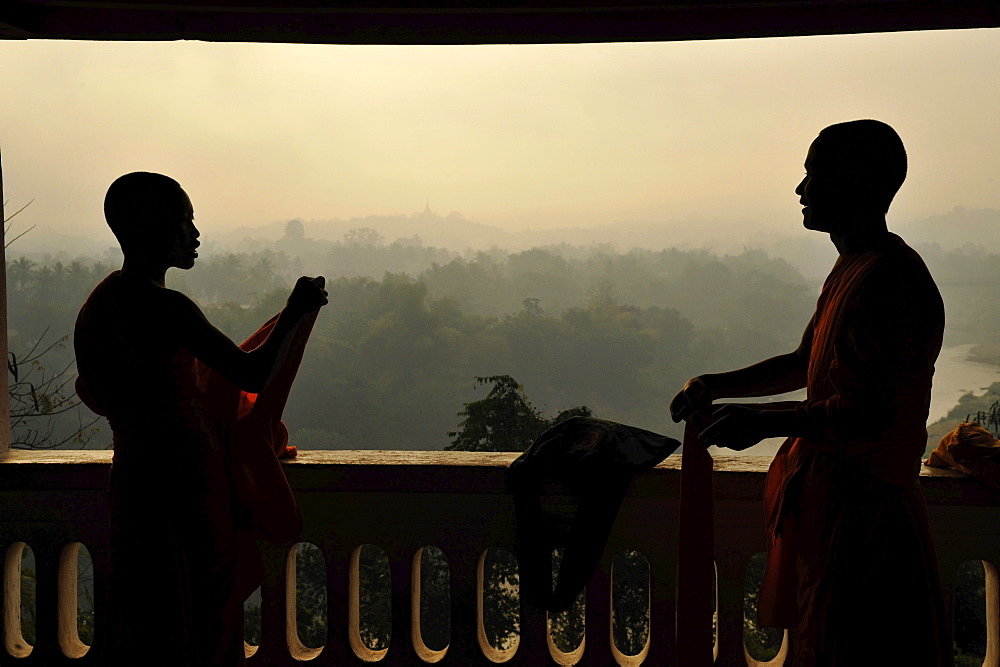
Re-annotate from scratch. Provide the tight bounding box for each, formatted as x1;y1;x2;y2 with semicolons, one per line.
703;332;810;399
670;319;812;423
166;276;327;393
703;263;942;451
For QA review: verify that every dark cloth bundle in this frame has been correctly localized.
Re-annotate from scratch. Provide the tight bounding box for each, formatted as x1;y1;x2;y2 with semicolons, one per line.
509;416;680;612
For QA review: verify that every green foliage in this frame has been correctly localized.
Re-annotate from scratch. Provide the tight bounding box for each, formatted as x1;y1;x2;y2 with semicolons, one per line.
481;548;520;651
446;375;550;452
956;654;985;667
743;552;783;661
953;561;987;662
20;547;35;646
243;544;329;649
77;547;95;646
343;227;385;248
549;549;585;655
9;241;819;450
295;543;328;649
611;550;650;657
244;590;261;647
417;547;451;651
357;545;391;651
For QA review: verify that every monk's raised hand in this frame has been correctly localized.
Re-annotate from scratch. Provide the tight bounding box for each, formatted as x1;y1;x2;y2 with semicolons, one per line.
698;404;766;451
287;275;329;314
669;376;713;423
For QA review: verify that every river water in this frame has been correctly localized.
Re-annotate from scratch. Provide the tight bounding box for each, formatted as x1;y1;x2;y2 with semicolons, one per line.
719;344;1000;457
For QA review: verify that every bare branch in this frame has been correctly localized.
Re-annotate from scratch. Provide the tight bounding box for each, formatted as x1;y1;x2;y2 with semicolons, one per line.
4;224;37;249
3;198;33;224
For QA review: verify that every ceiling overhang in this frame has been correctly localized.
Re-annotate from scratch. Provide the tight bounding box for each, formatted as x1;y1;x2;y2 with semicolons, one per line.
1;1;999;45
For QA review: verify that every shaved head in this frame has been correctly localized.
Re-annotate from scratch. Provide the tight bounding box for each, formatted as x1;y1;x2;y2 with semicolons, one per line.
104;172;186;249
813;120;907;213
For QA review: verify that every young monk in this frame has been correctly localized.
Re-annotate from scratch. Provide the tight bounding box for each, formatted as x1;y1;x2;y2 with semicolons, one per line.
670;120;951;665
74;172;328;665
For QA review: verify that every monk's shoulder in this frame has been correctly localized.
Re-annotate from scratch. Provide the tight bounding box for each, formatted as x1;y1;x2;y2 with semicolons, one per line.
863;239;933;285
155;285;196;309
860;244;943;316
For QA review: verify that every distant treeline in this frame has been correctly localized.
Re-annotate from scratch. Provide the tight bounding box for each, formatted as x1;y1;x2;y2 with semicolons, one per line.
8;238;999;450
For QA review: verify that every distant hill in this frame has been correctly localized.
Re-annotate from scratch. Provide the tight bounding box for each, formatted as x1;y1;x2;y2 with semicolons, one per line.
221;206;816;256
222;206;512;251
15;205;997;278
899;206;1000;251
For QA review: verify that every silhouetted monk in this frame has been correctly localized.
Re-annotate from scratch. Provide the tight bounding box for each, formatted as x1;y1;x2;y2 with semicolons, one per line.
74;172;327;666
670;120;951;665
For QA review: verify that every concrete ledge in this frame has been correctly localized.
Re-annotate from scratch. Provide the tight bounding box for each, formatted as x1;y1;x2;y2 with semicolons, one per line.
0;448;995;505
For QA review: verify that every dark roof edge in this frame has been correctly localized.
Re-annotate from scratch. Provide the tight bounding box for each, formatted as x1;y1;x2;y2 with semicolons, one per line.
2;2;999;44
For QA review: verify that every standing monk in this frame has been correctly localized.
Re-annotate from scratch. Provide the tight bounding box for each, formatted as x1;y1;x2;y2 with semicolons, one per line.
74;172;328;665
670;120;951;665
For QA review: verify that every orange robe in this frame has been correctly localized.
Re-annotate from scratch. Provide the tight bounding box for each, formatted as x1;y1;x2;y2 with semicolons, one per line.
74;272;312;666
759;234;951;666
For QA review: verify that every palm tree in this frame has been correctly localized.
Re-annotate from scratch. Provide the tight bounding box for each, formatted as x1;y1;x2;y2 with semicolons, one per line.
9;256;36;290
33;266;54;296
51;261;67;287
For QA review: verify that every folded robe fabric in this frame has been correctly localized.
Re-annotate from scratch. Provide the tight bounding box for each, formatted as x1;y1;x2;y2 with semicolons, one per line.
509;416;680;612
925;421;1000;489
205;310;317;600
205;311;316;544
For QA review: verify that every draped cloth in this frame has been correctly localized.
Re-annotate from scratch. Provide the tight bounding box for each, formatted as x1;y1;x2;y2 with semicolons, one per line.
757;234;951;666
74;272;314;666
675;415;714;666
925;421;1000;489
509;416;679;613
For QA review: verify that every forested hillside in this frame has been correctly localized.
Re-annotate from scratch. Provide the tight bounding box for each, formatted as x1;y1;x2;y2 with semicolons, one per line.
8;241;817;449
9;235;999;450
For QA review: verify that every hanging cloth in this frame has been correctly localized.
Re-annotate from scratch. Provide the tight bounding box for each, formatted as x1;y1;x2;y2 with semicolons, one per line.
509;416;679;612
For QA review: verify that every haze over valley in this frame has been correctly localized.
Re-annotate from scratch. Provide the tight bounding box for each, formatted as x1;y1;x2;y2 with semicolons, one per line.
3;29;999;454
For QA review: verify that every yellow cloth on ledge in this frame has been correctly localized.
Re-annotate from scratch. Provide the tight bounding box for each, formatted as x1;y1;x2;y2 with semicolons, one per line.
925;421;1000;489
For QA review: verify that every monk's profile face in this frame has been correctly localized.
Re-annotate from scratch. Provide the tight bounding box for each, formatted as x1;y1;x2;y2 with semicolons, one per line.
163;189;200;271
795;139;851;234
132;185;200;270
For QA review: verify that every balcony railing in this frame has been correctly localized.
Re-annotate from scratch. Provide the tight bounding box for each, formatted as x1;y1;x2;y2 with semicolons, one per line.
1;449;998;665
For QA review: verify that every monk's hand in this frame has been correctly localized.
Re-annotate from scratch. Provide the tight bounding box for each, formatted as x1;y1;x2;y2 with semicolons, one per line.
670;376;714;423
287;276;329;314
698;404;768;451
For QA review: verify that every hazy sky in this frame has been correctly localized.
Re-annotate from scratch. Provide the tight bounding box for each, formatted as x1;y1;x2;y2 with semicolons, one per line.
1;28;999;243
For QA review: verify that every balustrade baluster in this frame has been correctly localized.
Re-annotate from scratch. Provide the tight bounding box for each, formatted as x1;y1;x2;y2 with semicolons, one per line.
319;537;353;665
385;541;417;663
584;557;613;665
984;560;1000;667
254;541;292;663
516;560;549;667
448;547;486;663
32;538;60;663
88;537;108;663
646;548;675;665
714;549;749;665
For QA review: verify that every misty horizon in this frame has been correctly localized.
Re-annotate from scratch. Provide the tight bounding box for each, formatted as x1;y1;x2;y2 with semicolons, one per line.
3;29;1000;245
7;203;1000;283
